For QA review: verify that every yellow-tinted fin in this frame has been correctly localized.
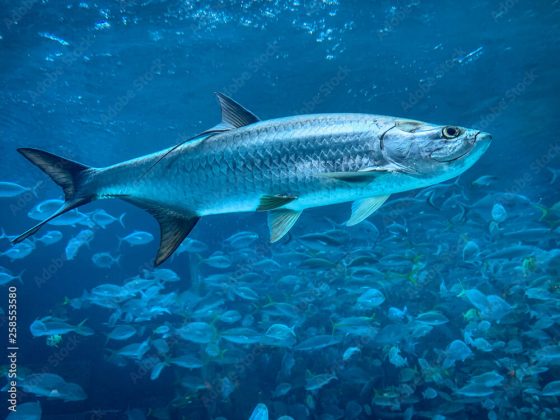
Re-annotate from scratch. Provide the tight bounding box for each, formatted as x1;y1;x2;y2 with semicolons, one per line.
346;195;390;226
268;209;302;242
257;194;298;211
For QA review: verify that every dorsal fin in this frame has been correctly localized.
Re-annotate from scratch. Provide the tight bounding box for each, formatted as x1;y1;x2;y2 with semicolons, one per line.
135;93;259;180
215;92;259;129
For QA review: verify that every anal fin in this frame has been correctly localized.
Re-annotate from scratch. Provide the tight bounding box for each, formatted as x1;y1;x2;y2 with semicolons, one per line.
116;196;199;266
154;212;199;266
346;195;390;226
268;209;302;242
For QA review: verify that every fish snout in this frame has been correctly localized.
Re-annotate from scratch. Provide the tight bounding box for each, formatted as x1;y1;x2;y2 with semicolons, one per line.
474;131;492;144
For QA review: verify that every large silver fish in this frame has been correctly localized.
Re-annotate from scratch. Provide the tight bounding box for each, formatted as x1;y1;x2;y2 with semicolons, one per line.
13;93;491;264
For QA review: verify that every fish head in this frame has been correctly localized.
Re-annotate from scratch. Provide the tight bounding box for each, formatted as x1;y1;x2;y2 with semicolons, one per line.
382;120;492;176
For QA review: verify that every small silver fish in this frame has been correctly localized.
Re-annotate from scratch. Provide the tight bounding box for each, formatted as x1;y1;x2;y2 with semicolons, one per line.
92;252;120;268
119;231;154;247
0;181;39;198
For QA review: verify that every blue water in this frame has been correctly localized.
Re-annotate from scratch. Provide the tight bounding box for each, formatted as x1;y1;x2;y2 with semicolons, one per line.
1;1;560;419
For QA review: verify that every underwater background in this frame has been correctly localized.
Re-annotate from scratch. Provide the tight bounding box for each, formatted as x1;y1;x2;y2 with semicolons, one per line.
1;0;560;419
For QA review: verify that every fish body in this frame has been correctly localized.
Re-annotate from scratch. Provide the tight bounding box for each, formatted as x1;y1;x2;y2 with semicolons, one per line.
91;209;126;229
0;269;24;286
27;199;64;220
175;238;208;254
119;231;154;246
202;253;232;269
170;354;203;369
224;231;259;248
2;240;34;261
272;382;292;398
6;401;41;419
144;268;180;282
11;93;491;265
35;230;63;246
65;229;94;260
92;252;120;268
0;181;37;198
305;372;337;391
116;339;150;359
471;175;497;187
249;403;269;420
19;373;86;402
30;317;93;337
95;113;488;216
106;325;137;341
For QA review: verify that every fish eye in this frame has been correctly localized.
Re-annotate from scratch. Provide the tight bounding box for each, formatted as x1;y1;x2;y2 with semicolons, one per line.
442;126;461;139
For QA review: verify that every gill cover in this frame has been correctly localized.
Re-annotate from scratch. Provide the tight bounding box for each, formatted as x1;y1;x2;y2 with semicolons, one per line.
381;121;477;171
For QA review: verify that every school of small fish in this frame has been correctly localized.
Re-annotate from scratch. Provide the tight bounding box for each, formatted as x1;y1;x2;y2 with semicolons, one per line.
1;173;560;419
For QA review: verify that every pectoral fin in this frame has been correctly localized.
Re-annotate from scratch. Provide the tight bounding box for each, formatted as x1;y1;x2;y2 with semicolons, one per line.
257;194;298;211
320;166;395;183
346;195;390;226
268;209;302;242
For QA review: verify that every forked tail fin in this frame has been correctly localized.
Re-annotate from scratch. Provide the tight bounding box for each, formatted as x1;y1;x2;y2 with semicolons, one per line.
12;148;96;244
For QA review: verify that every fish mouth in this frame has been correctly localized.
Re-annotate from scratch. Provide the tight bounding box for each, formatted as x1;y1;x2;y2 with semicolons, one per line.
472;131;493;154
430;144;474;162
431;148;471;163
475;131;493;143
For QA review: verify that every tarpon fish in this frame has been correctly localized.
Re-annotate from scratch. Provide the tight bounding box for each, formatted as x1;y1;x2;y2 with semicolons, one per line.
13;93;492;265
